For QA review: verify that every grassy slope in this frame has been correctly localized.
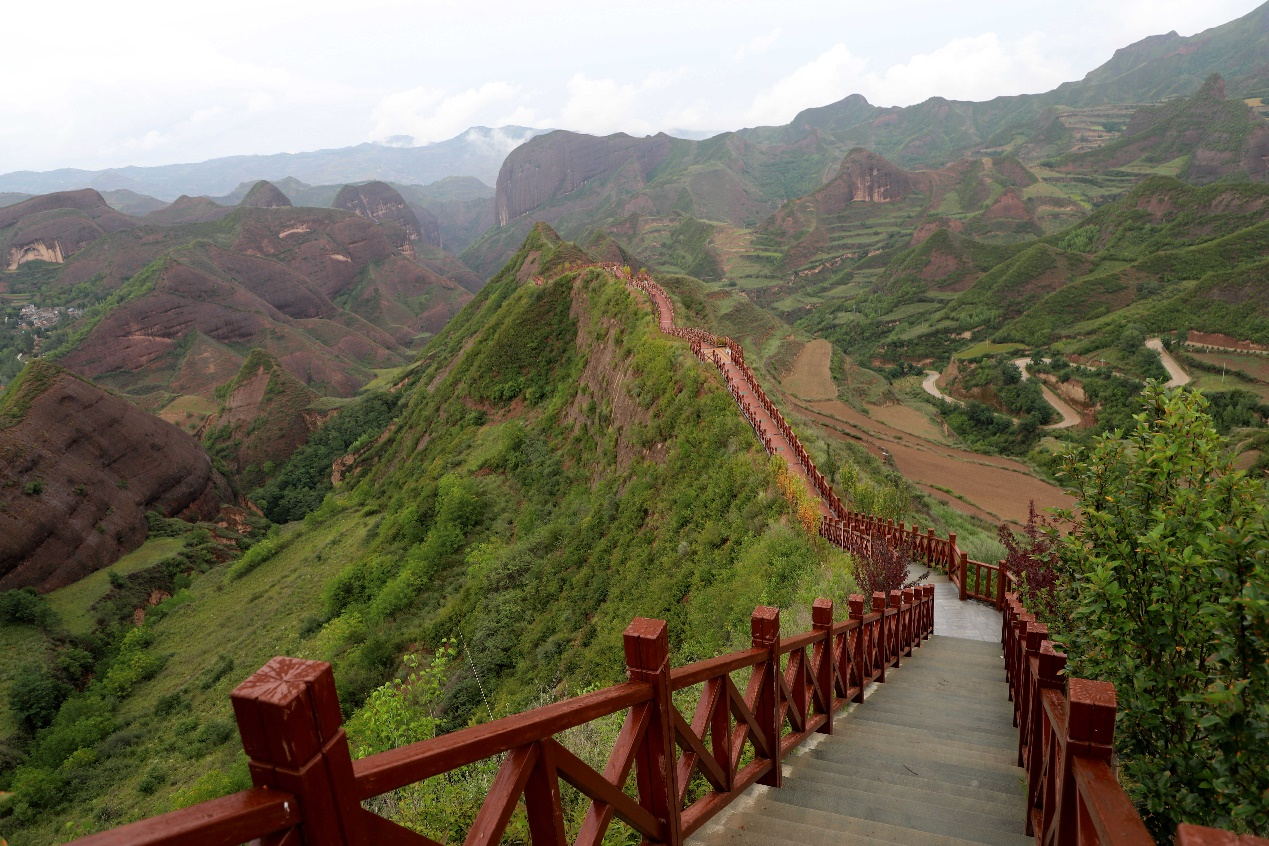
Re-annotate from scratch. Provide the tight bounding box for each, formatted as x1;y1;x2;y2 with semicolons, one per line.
1;227;846;843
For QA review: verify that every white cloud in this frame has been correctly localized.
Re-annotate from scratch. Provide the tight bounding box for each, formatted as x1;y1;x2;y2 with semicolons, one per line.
862;33;1073;106
747;44;867;124
370;82;524;145
732;27;782;61
557;71;682;136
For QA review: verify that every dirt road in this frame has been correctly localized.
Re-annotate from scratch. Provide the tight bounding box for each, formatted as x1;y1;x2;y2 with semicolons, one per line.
1146;338;1191;388
1013;358;1080;430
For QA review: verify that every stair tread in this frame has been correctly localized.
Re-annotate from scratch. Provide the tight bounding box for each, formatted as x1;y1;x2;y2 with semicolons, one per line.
786;755;1027;804
691;804;1025;846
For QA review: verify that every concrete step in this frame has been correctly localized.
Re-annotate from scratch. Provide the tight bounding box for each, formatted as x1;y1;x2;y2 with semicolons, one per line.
691;803;1007;846
780;758;1025;817
763;776;1034;846
859;687;1015;716
829;716;1018;755
786;754;1026;805
841;702;1017;735
817;733;1018;770
805;746;1026;794
857;695;1015;720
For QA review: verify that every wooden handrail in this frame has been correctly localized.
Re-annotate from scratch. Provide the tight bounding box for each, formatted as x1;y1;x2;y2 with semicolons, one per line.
1005;593;1156;845
67;788;300;846
352;680;655;798
67;590;936;845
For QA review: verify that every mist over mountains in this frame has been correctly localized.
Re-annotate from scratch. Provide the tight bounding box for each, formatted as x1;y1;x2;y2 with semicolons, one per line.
0;127;548;202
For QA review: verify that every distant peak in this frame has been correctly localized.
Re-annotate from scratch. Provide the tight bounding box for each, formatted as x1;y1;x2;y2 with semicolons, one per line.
1198;73;1227;99
240;180;292;208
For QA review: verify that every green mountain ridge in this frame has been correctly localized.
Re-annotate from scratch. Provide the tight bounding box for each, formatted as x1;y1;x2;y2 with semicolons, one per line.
0;227;906;843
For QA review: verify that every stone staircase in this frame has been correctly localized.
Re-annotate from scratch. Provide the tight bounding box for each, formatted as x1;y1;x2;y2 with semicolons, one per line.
689;635;1031;846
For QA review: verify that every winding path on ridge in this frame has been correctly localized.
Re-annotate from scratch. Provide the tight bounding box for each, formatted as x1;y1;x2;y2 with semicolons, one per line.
627;266;827;513
600;264;1071;526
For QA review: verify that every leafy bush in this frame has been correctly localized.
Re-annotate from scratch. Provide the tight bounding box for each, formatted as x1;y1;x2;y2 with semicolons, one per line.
1055;384;1269;836
0;587;55;627
8;664;73;730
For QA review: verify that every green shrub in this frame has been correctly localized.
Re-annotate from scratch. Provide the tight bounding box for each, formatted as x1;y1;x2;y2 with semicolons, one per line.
0;587;54;626
8;664;73;730
1056;384;1269;836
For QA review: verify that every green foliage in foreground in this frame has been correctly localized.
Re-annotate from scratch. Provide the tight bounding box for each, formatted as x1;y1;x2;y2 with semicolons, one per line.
1050;385;1269;836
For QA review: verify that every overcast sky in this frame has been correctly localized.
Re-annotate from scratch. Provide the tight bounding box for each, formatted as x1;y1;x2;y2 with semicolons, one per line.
3;0;1262;173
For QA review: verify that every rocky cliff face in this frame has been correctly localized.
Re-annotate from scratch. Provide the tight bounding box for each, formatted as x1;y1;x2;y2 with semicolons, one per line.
494;131;677;226
0;189;136;270
240;180;293;208
56;208;471;400
826;148;919;207
333;181;437;246
0;361;232;592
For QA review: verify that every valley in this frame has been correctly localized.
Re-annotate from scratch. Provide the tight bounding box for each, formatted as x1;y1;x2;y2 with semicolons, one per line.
2;3;1269;841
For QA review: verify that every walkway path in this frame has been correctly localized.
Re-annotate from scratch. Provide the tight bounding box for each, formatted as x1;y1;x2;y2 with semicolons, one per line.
922;370;960;405
1146;337;1191;388
914;564;1002;642
689;634;1027;846
1013;358;1080;430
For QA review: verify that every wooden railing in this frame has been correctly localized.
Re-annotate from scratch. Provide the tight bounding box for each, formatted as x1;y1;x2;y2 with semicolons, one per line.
72;589;935;845
1004;592;1156;845
604;262;1015;607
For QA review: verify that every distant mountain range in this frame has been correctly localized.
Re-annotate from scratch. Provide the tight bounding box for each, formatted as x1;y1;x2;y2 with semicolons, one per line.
0;127;550;201
4;3;1268;212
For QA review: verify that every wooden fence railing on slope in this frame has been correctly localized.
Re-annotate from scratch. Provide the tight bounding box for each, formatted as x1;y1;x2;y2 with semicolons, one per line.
616;263;1263;845
72;590;936;846
608;262;1008;606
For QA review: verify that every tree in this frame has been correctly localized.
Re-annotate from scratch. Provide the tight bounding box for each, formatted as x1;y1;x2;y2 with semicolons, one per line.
8;664;72;731
1055;383;1269;836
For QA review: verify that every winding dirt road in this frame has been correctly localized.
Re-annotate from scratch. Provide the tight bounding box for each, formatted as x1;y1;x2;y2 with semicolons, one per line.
1146;338;1191;388
1013;358;1080;430
922;370;960;405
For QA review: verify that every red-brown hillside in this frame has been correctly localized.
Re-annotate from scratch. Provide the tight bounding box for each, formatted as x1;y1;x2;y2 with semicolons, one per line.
0;361;232;592
0;188;135;270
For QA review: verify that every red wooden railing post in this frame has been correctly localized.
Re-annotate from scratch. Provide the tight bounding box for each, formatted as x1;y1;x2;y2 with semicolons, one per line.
995;563;1006;610
872;592;888;682
1048;679;1117;845
902;587;916;651
230;657;368;846
1011;612;1035;727
751;606;782;788
849;594;867;703
946;532;956;577
887;590;903;666
1018;622;1048;767
624;617;683;846
925;584;936;638
958;552;969;602
812;598;834;735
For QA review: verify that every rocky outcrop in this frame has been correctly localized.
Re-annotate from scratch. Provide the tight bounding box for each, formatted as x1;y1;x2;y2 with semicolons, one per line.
56;209;472;401
0;189;136;269
494;131;676;225
826;148;919;206
201;350;323;488
240;180;293;208
0;361;232;592
333;181;434;245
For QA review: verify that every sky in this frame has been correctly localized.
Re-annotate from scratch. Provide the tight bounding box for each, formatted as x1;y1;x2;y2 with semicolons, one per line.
3;0;1263;173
